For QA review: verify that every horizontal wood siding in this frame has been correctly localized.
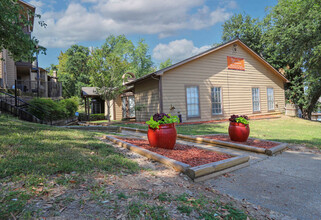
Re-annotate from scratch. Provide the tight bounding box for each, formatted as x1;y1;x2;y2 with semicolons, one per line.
114;95;122;120
4;50;16;88
135;78;159;121
105;96;122;121
161;42;285;122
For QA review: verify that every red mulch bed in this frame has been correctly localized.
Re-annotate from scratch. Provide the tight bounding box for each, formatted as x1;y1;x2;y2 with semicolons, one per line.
200;134;279;149
116;137;233;167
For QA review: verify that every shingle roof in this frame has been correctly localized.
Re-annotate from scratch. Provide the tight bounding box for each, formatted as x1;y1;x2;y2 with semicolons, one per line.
81;87;99;97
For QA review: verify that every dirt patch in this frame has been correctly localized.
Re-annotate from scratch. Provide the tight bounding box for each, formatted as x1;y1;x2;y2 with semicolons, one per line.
116;137;233;167
15;137;292;219
201;134;279;149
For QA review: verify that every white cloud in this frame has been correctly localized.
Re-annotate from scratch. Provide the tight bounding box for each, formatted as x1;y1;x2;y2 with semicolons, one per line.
152;39;212;63
29;0;43;8
31;0;235;48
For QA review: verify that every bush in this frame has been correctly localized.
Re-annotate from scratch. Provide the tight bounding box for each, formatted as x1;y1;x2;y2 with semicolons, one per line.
60;97;78;117
90;113;105;121
78;113;105;121
28;98;78;121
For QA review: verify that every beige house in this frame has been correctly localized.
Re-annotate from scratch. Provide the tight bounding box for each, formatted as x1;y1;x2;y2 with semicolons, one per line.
120;39;288;122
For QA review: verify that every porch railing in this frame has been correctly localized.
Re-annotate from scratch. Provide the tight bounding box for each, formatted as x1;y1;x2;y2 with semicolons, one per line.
15;80;62;98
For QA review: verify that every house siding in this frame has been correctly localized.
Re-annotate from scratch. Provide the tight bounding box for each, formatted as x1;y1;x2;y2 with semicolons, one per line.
135;78;159;121
161;42;285;122
114;96;122;120
4;50;17;88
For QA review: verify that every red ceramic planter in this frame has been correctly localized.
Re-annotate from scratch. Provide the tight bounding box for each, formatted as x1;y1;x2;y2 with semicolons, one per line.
147;123;177;149
228;122;250;142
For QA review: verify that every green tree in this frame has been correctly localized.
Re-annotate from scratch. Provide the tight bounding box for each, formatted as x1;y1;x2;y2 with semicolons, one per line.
0;0;46;61
264;0;321;119
102;35;154;78
222;13;263;55
130;39;155;77
159;58;172;70
57;45;91;98
88;46;129;121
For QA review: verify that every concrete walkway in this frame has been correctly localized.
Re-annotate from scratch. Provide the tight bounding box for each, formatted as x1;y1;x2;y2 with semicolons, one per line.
118;130;321;219
204;150;321;220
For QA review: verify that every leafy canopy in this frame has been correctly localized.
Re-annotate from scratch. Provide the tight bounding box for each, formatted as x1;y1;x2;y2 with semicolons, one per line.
0;0;46;61
159;59;172;70
57;45;91;98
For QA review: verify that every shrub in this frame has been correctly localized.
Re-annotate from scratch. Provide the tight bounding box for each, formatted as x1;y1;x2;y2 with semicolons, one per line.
78;113;105;121
28;98;78;121
60;97;78;117
89;113;105;121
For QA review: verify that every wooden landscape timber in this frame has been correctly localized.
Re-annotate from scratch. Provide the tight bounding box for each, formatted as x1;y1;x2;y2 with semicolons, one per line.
103;135;190;172
118;126;288;155
103;135;250;181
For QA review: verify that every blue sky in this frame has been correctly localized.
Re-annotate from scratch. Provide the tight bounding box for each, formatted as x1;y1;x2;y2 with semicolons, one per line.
28;0;277;69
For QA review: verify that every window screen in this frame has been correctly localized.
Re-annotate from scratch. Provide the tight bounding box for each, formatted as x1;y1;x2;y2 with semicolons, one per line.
186;86;200;117
211;87;222;115
267;88;274;111
252;88;260;112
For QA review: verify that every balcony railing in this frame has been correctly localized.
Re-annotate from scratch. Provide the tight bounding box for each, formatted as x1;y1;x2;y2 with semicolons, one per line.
15;80;62;98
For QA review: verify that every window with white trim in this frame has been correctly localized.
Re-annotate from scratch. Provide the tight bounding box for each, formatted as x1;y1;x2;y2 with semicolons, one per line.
211;87;222;115
186;86;200;117
252;88;260;112
267;88;274;111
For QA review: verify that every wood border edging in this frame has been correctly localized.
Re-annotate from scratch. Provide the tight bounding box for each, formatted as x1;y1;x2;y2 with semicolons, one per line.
265;143;288;156
103;135;250;181
103;135;190;172
185;155;250;180
118;127;288;156
63;125;121;132
177;134;288;156
177;134;266;153
120;126;147;133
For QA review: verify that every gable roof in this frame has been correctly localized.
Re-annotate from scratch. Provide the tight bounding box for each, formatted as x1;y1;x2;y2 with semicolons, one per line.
81;87;99;97
126;39;289;85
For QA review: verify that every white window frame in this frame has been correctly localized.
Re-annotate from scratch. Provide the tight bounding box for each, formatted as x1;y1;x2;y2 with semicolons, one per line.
252;88;260;112
267;88;274;111
211;87;222;115
186;86;200;118
121;97;127;118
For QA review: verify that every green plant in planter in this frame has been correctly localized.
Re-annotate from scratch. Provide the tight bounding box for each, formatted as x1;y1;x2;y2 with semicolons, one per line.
146;113;180;129
229;115;249;125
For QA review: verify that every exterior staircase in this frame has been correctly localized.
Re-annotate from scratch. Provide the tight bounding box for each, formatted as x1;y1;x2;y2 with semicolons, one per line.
0;90;43;123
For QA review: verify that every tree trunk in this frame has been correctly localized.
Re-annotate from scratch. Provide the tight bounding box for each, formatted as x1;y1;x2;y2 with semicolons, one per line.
302;86;321;120
107;101;111;122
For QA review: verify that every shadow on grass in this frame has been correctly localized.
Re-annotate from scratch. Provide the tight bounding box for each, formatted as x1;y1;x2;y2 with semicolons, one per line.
0;115;139;179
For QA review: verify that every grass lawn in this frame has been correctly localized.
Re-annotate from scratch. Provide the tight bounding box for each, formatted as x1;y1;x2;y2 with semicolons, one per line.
116;116;321;149
0;114;250;219
0;114;139;218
